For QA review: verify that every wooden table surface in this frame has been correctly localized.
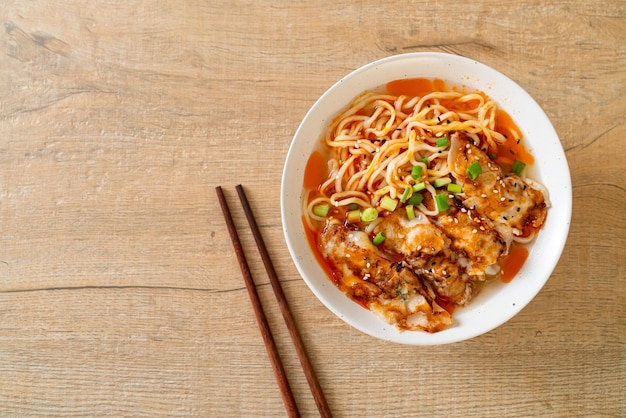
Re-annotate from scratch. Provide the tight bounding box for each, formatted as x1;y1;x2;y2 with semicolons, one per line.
1;1;624;416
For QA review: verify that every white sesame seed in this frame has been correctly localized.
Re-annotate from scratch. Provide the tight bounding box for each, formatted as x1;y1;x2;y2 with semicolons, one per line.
500;197;506;201
481;194;487;198
472;229;477;234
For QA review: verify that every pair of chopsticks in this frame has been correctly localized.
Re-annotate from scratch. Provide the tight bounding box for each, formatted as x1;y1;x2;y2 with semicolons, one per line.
216;185;332;418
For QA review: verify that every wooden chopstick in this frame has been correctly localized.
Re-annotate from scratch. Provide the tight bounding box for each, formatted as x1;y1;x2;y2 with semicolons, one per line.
235;185;333;418
215;186;300;418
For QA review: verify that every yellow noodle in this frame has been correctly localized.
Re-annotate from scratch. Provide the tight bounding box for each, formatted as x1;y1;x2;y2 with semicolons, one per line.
306;84;510;224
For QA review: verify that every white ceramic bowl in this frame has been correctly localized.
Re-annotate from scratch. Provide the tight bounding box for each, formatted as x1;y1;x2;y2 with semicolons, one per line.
281;52;571;345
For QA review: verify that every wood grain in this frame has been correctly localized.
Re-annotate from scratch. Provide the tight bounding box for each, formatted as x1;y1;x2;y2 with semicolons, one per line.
1;1;624;416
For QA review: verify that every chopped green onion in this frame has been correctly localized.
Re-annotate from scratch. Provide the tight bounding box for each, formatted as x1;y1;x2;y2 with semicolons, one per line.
347;203;359;211
447;183;463;193
347;209;361;223
511;159;526;176
372;232;386;246
313;204;330;217
380;195;398;212
405;205;415;220
361;207;378;222
436;136;449;148
411;165;423;180
413;182;426;192
435;193;449;211
400;186;411;203
407;193;423;206
466;161;482;180
421;156;428;166
432;177;452;188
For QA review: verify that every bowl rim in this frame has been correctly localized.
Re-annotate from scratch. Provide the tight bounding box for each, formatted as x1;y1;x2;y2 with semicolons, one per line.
281;52;572;345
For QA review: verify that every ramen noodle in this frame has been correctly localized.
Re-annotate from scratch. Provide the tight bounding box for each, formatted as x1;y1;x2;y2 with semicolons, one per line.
303;78;549;333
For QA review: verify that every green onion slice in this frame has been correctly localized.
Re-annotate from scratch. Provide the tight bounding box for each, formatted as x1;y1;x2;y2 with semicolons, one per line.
407;193;423;206
400;186;411;203
466;161;482;180
432;177;452;188
436;136;449;148
380;195;398;212
413;182;426;192
411;165;423;180
447;183;462;193
405;205;415;220
372;232;386;246
435;193;449;211
511;159;526;176
361;207;378;222
347;209;361;223
313;204;330;217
